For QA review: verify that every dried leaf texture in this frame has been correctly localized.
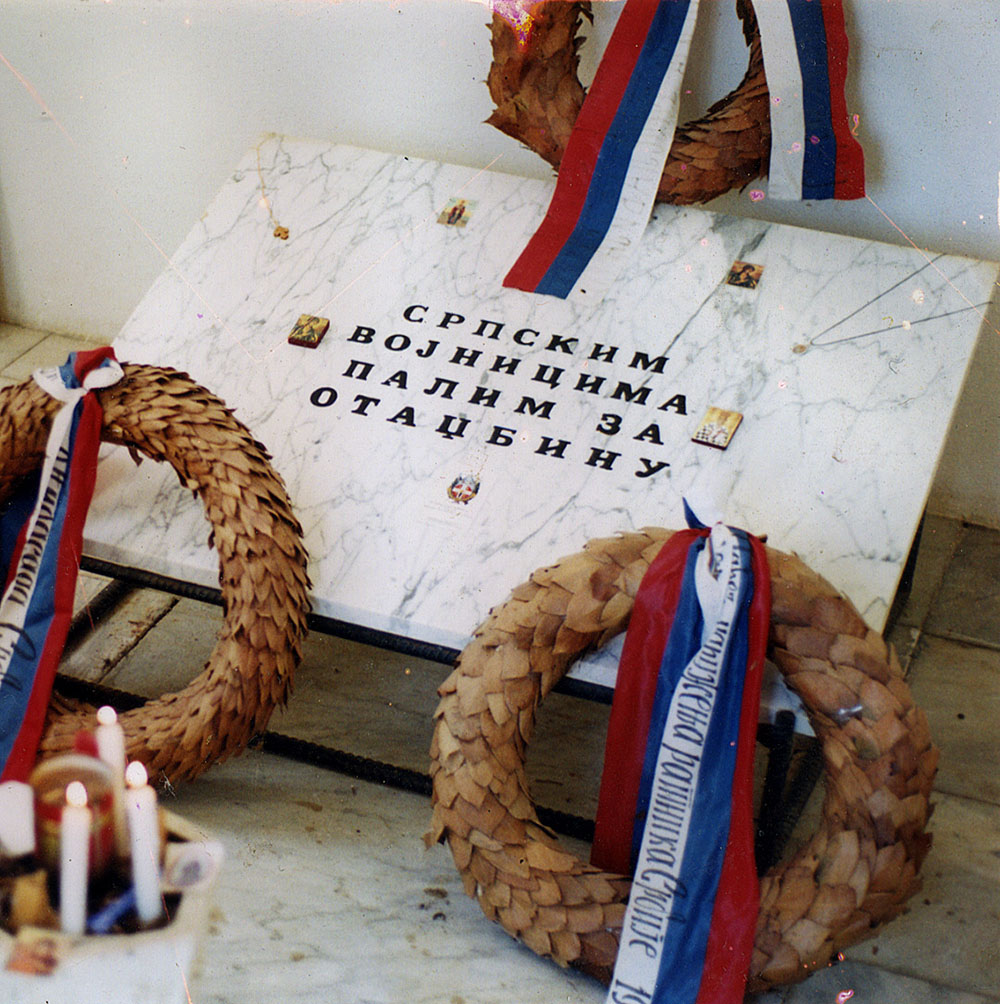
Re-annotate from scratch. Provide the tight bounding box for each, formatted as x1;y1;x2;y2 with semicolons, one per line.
486;1;771;205
427;530;937;989
0;364;311;785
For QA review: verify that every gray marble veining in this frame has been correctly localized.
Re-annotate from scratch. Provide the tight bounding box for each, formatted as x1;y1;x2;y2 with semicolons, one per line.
83;137;999;686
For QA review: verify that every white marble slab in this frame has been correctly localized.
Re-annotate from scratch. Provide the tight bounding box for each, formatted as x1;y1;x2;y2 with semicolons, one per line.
84;137;998;687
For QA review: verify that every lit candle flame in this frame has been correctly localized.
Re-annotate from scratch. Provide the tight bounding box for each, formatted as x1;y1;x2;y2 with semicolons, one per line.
125;761;148;789
66;780;88;809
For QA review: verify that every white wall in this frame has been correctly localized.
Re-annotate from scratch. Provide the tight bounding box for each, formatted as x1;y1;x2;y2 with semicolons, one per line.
0;0;998;524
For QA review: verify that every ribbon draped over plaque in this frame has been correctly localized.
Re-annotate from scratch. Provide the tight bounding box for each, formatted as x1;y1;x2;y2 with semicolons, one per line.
755;0;865;201
0;348;122;782
592;507;770;1004
503;0;865;299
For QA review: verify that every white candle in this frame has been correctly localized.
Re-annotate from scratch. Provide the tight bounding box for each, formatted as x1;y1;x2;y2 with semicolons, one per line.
95;706;129;858
60;781;91;935
0;780;35;858
125;761;162;924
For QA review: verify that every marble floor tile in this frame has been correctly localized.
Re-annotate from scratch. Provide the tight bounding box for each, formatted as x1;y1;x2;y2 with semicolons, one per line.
165;748;609;1004
0;322;51;373
72;570;114;615
782;958;998;1004
62;588;178;685
850;791;1000;999
925;524;1000;647
0;329;96;382
906;634;1000;803
893;514;965;630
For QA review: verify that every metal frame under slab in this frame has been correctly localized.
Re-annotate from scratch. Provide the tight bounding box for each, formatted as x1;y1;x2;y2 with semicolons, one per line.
67;552;846;874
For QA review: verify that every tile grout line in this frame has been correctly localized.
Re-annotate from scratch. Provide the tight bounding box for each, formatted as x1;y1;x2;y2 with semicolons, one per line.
919;628;1000;654
926;784;1000;809
850;959;1000;1004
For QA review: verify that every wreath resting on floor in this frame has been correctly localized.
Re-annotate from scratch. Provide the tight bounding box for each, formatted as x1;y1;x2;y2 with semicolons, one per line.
0;363;311;784
427;528;937;990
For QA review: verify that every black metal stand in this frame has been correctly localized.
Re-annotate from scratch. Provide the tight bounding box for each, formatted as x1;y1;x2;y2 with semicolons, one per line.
72;551;857;872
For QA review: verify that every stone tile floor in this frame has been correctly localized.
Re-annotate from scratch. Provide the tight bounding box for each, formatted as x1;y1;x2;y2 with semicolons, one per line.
3;324;999;1003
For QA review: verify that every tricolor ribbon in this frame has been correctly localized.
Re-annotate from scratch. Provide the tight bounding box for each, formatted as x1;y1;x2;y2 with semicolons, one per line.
756;0;865;201
592;506;770;1004
504;0;700;300
0;348;122;782
503;0;864;300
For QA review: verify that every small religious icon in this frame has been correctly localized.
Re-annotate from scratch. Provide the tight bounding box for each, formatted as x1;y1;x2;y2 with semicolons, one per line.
6;928;70;975
725;260;764;289
692;408;744;450
437;198;476;228
448;474;480;504
287;314;330;348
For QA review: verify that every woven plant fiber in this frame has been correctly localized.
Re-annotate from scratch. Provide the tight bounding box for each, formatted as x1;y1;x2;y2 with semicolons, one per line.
487;0;771;205
427;529;938;990
0;363;311;784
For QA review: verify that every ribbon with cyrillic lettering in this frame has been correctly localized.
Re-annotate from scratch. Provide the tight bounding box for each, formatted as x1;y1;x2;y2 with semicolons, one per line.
502;0;864;300
592;508;770;1004
0;348;123;782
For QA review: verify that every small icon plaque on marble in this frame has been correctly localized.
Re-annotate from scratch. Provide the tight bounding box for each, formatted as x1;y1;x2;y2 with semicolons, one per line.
5;927;72;975
287;314;330;348
437;198;476;227
692;408;743;450
725;260;763;289
447;473;480;504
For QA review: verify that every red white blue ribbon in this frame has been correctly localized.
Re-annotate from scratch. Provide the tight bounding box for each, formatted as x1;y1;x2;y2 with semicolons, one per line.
503;0;700;299
503;0;864;300
592;507;770;1004
756;0;865;201
0;348;122;782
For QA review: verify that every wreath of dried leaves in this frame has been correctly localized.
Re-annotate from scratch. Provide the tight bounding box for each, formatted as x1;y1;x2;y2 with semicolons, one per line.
0;363;311;785
427;529;937;990
487;0;771;205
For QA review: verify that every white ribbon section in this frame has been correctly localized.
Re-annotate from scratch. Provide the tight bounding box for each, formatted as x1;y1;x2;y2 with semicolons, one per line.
0;358;124;681
752;1;807;200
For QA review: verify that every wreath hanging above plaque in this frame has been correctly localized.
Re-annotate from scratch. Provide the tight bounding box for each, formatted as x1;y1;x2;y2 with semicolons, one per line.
487;0;866;207
492;0;865;298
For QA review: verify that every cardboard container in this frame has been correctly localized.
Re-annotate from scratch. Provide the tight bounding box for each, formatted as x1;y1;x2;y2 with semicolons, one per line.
0;811;222;1004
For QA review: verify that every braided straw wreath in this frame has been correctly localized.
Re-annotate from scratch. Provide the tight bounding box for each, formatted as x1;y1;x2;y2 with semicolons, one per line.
428;529;938;990
0;363;311;784
488;0;771;205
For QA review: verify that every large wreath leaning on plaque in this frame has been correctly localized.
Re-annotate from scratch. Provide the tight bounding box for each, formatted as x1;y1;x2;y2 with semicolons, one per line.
0;363;311;784
427;528;937;990
487;0;771;205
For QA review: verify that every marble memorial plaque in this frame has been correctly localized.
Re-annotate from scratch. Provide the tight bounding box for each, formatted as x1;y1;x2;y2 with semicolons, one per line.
84;137;998;689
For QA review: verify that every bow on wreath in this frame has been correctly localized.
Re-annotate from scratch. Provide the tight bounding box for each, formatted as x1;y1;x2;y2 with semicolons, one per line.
502;0;865;299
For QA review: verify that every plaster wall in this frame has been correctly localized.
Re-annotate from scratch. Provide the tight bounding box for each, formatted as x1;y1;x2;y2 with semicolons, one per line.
0;0;997;524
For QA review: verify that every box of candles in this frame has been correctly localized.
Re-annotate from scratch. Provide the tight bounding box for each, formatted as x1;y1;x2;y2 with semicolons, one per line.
0;708;223;1004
